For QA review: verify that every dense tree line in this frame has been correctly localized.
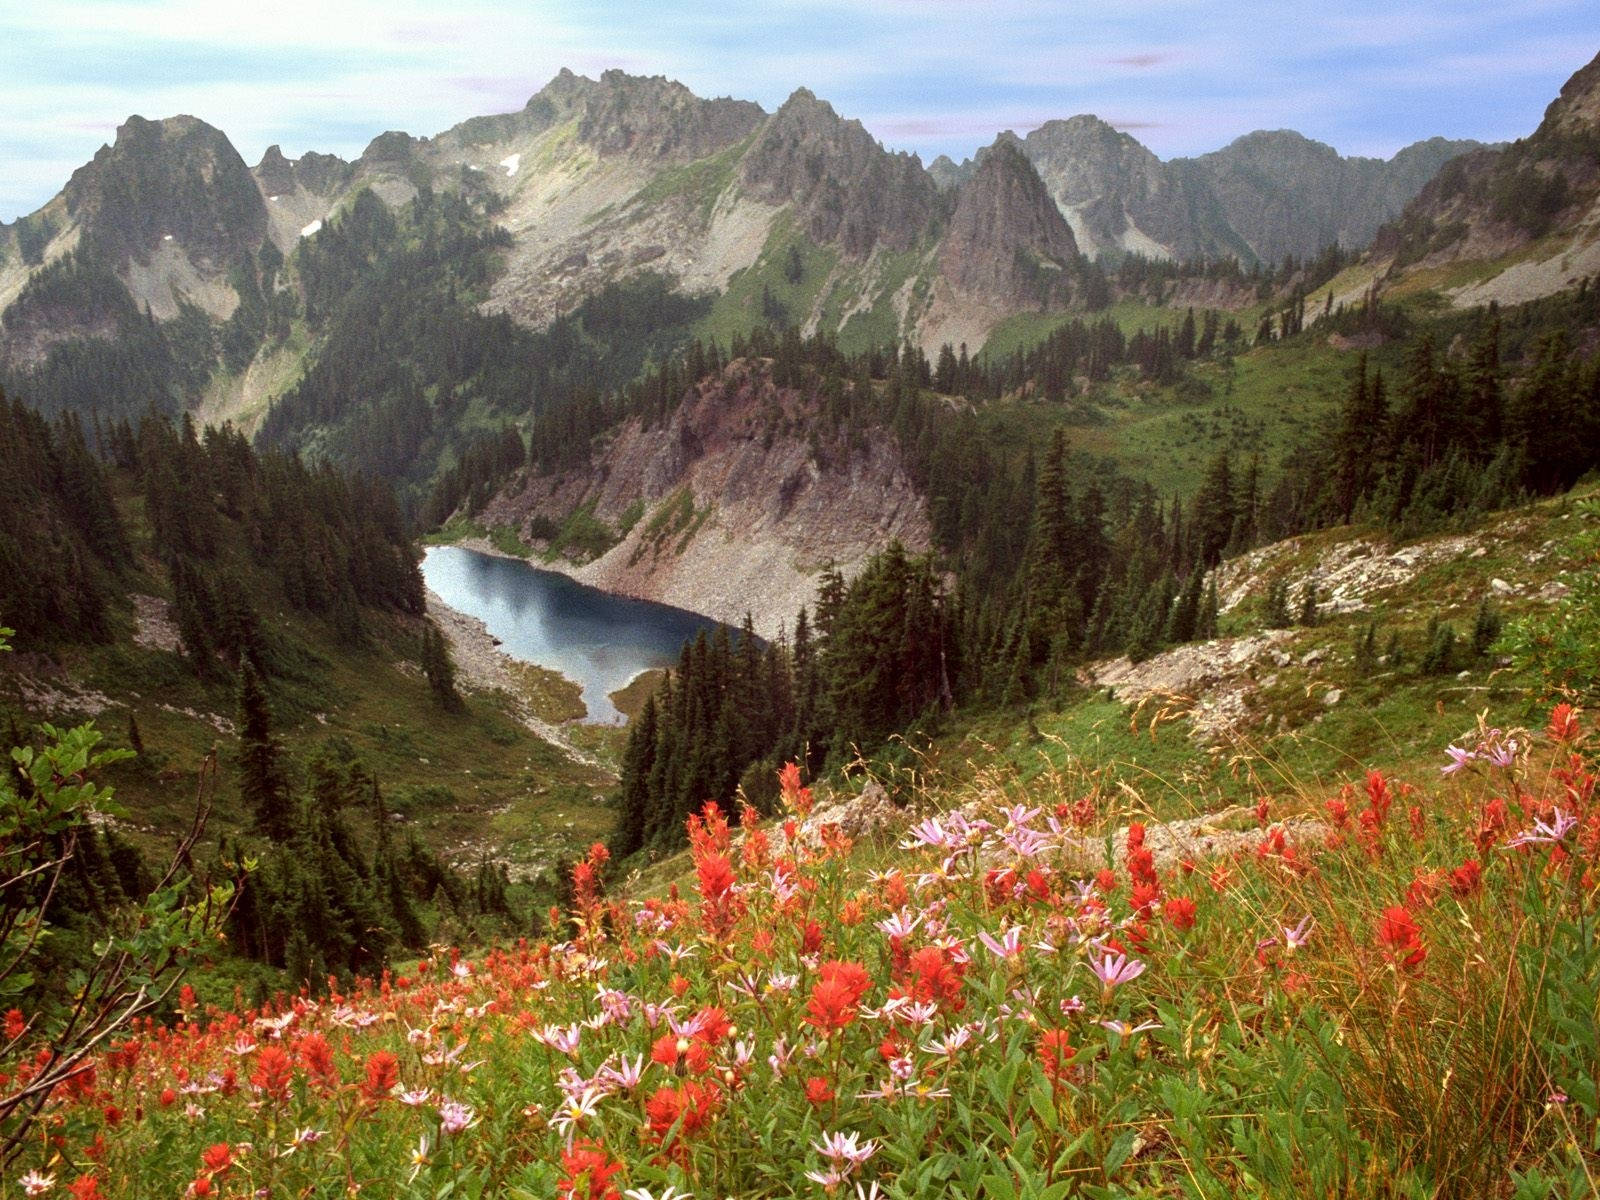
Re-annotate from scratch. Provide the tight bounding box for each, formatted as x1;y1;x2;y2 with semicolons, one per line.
0;255;203;423
98;412;425;669
612;544;954;857
226;674;509;987
0;393;129;643
1116;244;1353;303
1266;296;1600;541
0;376;423;659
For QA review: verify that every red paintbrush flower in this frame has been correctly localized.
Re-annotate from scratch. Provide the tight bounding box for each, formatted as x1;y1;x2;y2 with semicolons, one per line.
1450;859;1483;897
645;1079;719;1143
360;1050;400;1102
804;1075;835;1105
1549;703;1580;744
805;978;861;1034
249;1046;293;1103
296;1032;338;1086
1165;895;1197;931
1376;905;1427;970
558;1139;623;1200
1038;1029;1076;1083
200;1143;232;1176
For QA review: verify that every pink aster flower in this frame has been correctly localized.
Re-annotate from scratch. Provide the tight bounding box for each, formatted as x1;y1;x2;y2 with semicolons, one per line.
813;1130;879;1166
977;926;1025;961
1089;949;1146;991
1507;808;1579;848
436;1098;476;1134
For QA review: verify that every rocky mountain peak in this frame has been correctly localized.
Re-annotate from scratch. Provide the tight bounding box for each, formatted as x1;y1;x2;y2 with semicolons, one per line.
254;144;297;195
62;113;265;267
738;86;940;257
359;130;420;165
927;154;972;191
1026;114;1150;157
517;68;763;162
1021;116;1170;204
939;136;1082;306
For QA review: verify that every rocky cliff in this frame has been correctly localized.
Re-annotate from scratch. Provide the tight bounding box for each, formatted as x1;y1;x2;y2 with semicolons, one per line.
938;137;1082;305
738;89;942;258
1190;130;1485;265
1019;117;1238;262
480;359;930;637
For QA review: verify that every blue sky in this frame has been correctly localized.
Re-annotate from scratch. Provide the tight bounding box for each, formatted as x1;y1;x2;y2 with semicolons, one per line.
3;0;1598;221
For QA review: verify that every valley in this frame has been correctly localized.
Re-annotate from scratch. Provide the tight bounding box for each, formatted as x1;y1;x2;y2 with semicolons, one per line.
1;34;1600;1199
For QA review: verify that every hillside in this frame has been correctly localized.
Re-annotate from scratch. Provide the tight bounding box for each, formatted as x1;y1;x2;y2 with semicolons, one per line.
1014;119;1484;266
1372;49;1600;307
5;485;1597;1197
479;357;930;638
0;61;1490;484
0;412;621;902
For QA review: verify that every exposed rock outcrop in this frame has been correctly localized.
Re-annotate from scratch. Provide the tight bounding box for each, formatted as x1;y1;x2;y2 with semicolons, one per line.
1020;116;1237;262
939;137;1082;306
63;114;267;269
481;359;931;638
739;88;941;257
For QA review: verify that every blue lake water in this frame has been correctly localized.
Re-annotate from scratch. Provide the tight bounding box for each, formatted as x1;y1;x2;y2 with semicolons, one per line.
420;545;727;724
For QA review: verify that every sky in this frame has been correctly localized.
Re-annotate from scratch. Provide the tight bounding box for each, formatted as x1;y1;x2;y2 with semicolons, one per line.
3;0;1599;222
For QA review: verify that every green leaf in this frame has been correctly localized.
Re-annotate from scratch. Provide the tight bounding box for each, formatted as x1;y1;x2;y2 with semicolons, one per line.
1102;1127;1139;1179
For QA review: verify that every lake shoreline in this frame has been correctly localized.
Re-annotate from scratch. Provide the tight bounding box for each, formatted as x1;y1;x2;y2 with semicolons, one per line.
420;544;723;726
424;588;611;773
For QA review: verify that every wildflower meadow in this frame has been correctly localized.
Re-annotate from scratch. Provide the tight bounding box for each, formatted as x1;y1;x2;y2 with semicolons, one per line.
5;712;1599;1198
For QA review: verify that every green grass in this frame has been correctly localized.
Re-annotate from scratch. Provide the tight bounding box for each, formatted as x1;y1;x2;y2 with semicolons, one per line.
422;517;536;558
926;488;1593;829
4;592;617;883
1073;338;1346;498
545;502;617;562
626;137;751;220
608;667;666;722
826;250;930;354
695;216;843;349
630;487;700;565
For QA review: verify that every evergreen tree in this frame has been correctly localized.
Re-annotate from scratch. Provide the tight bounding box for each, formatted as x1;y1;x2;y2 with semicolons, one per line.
421;623;464;712
1190;452;1235;567
1471;598;1503;657
238;661;296;842
1263;579;1292;629
612;695;658;859
1296;580;1319;627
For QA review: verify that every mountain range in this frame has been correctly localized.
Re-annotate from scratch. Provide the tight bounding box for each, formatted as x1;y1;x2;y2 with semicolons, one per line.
0;66;1504;384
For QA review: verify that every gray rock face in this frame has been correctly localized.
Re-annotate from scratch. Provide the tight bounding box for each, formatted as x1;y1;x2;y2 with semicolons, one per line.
927;154;973;191
738;88;942;258
483;358;930;637
939;138;1082;306
1002;117;1484;264
1189;130;1485;264
1017;117;1236;262
507;68;766;163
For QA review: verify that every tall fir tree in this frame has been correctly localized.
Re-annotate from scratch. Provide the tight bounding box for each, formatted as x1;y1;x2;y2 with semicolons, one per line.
238;661;296;842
